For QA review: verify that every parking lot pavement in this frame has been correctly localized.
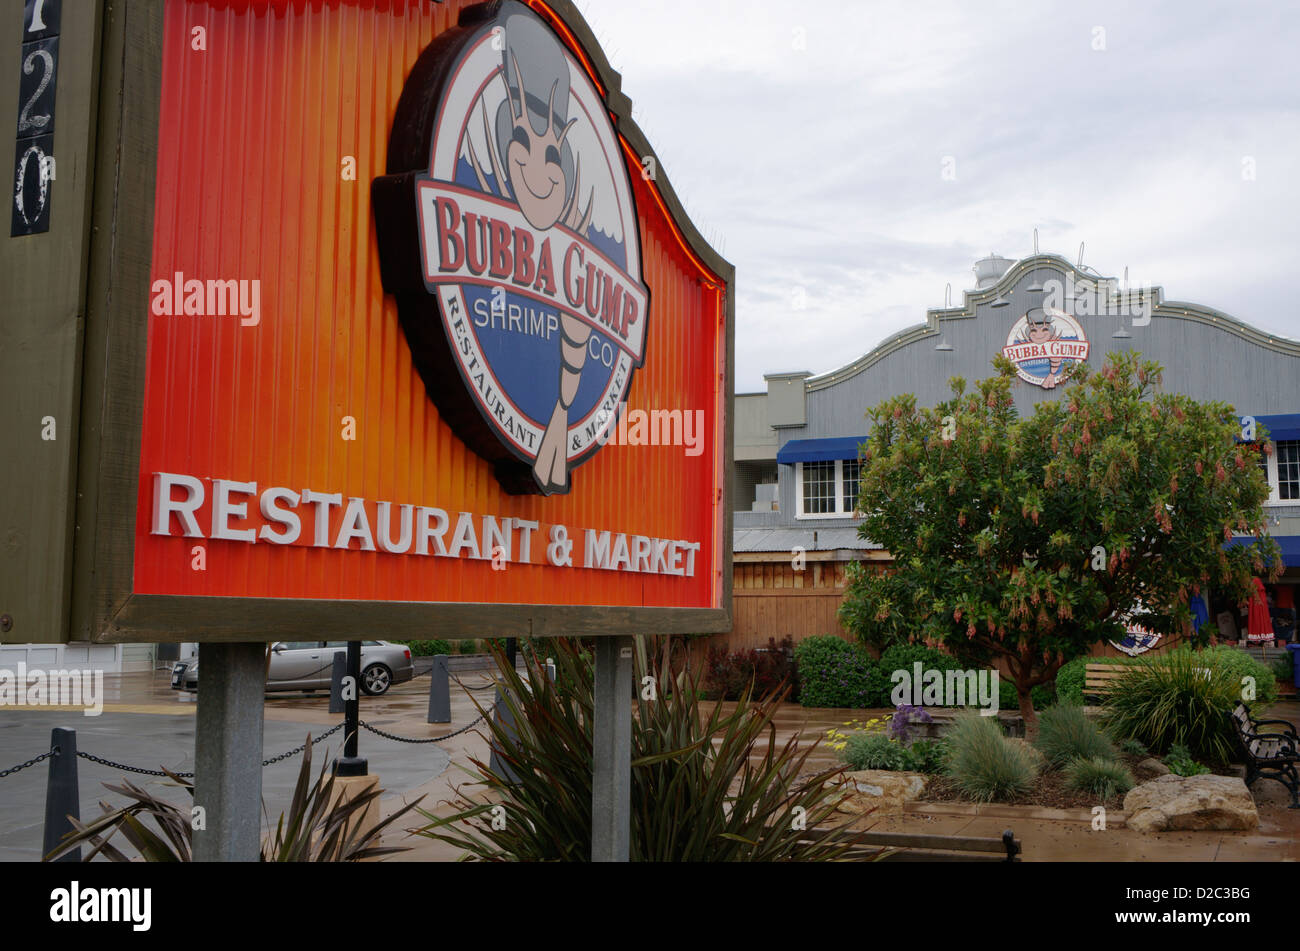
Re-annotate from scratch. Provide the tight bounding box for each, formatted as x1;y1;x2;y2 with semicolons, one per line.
0;671;455;862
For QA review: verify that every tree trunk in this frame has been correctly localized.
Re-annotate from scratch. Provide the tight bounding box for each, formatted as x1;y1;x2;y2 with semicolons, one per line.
1018;685;1038;742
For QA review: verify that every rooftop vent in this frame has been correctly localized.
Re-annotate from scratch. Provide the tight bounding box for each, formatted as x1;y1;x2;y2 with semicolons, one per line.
973;254;1015;290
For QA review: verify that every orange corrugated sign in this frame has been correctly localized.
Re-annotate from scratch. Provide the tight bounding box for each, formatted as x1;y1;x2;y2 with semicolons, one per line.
133;0;728;615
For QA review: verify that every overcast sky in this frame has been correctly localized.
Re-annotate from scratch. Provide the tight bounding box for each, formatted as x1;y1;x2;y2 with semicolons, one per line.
581;0;1300;392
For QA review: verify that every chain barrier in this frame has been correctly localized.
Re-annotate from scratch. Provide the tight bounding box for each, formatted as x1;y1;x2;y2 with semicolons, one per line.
0;746;58;779
450;671;499;692
71;723;349;779
359;702;498;744
6;665;513;777
5;708;494;778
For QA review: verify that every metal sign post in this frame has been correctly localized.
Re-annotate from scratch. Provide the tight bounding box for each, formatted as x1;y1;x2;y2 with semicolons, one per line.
193;643;266;862
591;635;634;862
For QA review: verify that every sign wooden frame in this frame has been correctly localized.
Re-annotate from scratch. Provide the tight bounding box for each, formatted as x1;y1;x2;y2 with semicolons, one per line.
68;0;733;644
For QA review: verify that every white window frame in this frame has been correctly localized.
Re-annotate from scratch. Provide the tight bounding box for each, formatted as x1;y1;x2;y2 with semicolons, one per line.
795;459;860;519
1262;440;1300;504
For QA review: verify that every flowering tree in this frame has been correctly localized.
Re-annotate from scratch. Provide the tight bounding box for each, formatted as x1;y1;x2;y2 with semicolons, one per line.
838;350;1280;732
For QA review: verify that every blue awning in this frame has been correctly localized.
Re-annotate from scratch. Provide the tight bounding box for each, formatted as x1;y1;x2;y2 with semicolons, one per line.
776;436;869;464
1225;534;1300;568
1254;414;1300;442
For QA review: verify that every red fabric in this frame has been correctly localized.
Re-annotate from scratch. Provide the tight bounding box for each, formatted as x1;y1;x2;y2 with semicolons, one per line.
1246;578;1272;642
1276;585;1295;610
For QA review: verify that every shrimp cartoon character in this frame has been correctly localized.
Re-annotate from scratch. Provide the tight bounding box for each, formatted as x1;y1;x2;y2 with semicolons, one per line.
374;1;649;496
484;12;596;492
1001;306;1090;390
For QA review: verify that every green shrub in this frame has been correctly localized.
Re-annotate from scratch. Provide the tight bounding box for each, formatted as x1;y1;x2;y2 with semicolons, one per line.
1194;645;1278;707
906;738;949;774
1273;651;1294;683
869;644;1049;711
1034;703;1117;768
1063;756;1135;801
1163;742;1210;777
870;643;963;706
843;733;909;771
997;677;1055;712
840;733;948;773
457;639;477;654
1055;655;1128;705
401;639;452;656
1119;737;1148;757
1100;648;1243;763
795;636;876;708
945;712;1039;802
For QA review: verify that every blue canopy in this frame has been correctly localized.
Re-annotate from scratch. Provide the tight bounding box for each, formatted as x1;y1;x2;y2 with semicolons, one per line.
1225;534;1300;568
1254;414;1300;442
776;436;869;464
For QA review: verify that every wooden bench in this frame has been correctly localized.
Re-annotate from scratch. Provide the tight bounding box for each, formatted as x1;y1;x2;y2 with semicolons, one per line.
798;826;1022;862
1084;663;1129;702
1084;661;1214;703
1231;702;1299;809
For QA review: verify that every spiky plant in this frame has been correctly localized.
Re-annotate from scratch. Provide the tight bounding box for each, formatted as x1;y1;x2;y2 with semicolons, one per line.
1034;703;1118;768
43;736;422;862
416;637;871;861
1063;755;1135;801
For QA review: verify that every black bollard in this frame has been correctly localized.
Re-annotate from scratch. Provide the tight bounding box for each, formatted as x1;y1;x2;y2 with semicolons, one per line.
427;654;451;723
328;651;346;714
487;687;520;784
334;640;367;776
42;728;80;862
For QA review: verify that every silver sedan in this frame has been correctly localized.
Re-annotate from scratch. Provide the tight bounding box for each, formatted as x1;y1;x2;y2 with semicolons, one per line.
170;640;415;696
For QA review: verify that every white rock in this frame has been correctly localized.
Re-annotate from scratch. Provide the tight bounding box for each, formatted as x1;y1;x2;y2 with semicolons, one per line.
1123;774;1259;833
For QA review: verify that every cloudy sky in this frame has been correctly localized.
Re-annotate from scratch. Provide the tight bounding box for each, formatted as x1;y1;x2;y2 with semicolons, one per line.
581;0;1300;391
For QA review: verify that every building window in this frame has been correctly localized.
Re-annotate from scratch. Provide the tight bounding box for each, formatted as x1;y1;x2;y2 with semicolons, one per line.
1278;441;1300;500
797;459;860;518
1259;440;1300;502
842;459;861;513
801;460;836;514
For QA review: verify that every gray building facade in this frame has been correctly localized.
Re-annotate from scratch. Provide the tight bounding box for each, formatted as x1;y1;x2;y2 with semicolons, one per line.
734;251;1300;600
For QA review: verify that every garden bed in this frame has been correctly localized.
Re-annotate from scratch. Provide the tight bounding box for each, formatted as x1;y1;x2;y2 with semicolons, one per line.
916;753;1203;810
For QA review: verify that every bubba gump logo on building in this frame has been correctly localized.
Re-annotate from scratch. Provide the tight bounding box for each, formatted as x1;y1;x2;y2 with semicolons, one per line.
1001;307;1090;389
1111;604;1161;656
374;1;649;495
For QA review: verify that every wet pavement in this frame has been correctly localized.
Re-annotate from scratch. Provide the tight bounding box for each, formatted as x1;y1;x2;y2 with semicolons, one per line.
4;669;1298;861
0;669;467;861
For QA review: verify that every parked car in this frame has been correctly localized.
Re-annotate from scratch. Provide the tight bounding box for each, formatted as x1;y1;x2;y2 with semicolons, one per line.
170;641;414;696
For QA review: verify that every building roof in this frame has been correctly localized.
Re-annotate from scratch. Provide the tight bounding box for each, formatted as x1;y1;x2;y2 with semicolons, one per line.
733;525;880;553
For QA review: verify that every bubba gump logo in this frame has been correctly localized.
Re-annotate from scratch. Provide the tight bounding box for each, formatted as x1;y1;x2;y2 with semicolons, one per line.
1111;604;1161;656
374;1;649;495
1001;307;1090;389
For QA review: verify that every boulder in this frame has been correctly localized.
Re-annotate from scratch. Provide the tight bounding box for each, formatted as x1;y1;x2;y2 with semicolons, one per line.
1137;757;1171;777
1123;774;1259;833
831;770;929;815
